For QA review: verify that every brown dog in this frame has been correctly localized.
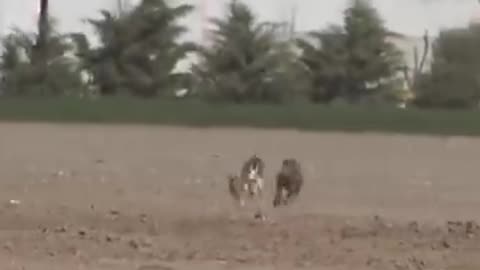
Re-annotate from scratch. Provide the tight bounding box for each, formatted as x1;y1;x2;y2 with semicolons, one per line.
273;158;303;207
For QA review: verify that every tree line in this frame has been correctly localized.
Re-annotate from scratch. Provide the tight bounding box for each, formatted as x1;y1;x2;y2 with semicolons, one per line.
1;0;479;109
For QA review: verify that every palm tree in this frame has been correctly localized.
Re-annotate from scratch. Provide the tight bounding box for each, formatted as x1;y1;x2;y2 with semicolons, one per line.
70;0;195;96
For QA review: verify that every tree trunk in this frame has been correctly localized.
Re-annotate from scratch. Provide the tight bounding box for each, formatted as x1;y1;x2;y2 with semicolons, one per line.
33;0;49;64
33;0;49;95
37;0;49;50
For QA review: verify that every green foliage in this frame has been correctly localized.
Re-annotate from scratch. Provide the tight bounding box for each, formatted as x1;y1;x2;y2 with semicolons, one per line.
71;0;195;97
0;19;85;96
297;25;349;102
297;0;403;103
1;0;480;117
192;0;303;103
414;26;480;109
1;97;480;136
343;0;403;101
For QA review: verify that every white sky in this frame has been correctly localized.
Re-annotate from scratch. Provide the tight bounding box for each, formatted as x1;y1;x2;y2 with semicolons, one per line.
0;0;478;42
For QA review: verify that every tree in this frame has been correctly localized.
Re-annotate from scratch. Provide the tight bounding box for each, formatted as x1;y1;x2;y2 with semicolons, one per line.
296;25;349;103
414;26;480;109
192;0;302;103
71;0;195;97
297;0;402;104
402;30;430;92
343;0;403;102
0;19;85;96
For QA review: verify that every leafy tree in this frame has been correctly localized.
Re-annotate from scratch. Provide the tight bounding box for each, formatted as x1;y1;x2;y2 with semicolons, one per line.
192;0;302;103
343;0;403;102
297;25;349;102
70;0;195;97
414;26;480;109
0;19;85;96
297;0;403;103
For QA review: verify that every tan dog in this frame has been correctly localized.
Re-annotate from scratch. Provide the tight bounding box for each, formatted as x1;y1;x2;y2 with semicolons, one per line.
228;155;265;207
240;154;265;198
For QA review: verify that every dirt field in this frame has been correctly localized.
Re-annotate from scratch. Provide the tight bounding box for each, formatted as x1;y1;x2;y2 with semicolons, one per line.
1;122;480;269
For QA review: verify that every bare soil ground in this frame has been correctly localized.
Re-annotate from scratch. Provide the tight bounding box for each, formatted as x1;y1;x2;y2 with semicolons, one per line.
1;123;480;269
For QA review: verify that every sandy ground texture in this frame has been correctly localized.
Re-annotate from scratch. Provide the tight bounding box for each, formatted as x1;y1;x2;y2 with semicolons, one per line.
1;122;480;270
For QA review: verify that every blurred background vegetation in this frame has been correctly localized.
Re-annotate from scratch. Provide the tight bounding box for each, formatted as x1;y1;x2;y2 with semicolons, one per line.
0;0;480;134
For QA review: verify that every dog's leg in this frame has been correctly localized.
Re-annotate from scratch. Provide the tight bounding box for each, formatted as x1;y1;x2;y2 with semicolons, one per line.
256;178;264;198
285;189;300;205
273;186;284;208
253;177;265;213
